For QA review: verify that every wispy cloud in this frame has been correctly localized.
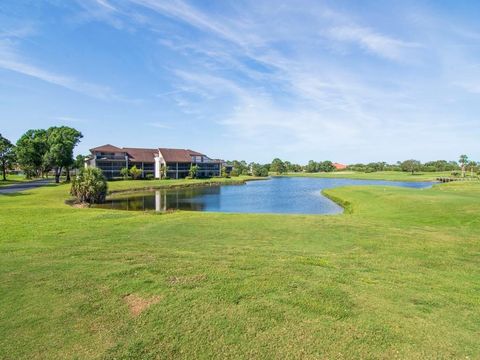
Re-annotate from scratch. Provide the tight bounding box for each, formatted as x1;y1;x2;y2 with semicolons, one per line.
0;39;125;100
326;26;420;60
147;121;172;129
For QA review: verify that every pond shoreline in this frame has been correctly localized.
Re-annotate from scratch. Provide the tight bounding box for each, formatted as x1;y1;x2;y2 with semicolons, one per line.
107;176;268;195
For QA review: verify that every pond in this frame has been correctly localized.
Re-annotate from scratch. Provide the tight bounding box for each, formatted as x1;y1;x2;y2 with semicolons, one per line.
94;177;434;215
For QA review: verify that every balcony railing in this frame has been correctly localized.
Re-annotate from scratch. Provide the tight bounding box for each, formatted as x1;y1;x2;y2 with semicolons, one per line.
95;155;127;160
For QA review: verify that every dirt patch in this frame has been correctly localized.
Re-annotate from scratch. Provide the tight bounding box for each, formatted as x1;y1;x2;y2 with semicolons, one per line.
123;294;162;317
70;202;90;208
168;274;207;285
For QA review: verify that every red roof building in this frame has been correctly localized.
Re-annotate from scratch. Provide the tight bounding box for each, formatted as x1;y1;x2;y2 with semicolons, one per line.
86;144;221;179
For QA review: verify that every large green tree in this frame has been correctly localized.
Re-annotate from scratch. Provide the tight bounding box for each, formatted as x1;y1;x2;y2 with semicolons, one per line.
0;134;16;181
270;158;286;174
319;160;335;172
305;160;319;173
15;129;49;178
44;126;83;183
400;159;422;174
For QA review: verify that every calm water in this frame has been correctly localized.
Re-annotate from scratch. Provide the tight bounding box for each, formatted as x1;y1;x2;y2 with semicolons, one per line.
95;177;433;215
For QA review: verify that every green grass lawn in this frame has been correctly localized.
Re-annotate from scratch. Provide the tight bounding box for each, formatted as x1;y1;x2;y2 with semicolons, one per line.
283;170;463;182
107;175;262;193
0;174;34;187
0;177;479;359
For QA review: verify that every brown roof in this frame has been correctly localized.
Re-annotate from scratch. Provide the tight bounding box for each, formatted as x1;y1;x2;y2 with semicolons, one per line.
158;148;205;163
124;148;158;163
90;144;124;152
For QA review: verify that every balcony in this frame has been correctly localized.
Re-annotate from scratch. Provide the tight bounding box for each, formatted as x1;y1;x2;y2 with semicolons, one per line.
95;155;127;161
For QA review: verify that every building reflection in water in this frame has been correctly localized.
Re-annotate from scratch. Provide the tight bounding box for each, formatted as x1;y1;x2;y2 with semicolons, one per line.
96;186;221;212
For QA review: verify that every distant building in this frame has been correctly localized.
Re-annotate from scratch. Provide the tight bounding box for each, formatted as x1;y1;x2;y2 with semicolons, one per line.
333;162;347;170
86;144;222;179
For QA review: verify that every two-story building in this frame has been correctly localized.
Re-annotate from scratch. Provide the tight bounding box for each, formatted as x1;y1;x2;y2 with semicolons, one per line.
86;144;222;179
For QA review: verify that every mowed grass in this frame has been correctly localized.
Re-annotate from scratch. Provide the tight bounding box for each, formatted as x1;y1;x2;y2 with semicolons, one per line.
107;175;262;193
0;174;34;187
0;178;479;359
284;170;461;182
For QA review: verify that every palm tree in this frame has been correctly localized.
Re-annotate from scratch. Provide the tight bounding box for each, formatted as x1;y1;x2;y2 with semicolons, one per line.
129;165;142;180
459;155;469;178
468;161;477;177
160;165;169;179
189;164;198;178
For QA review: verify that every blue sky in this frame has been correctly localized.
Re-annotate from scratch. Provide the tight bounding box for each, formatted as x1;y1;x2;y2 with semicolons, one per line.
0;0;479;163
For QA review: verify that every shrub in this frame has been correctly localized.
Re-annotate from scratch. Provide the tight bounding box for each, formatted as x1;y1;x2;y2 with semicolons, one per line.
70;167;107;204
221;167;229;178
230;169;240;177
189;165;198;179
129;165;142;180
145;173;154;180
120;167;130;180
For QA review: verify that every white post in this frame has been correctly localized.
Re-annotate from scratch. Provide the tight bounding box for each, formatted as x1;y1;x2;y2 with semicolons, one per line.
154;156;161;179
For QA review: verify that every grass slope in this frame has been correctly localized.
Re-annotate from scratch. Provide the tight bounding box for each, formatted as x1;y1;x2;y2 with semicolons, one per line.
0;179;479;359
108;175;261;193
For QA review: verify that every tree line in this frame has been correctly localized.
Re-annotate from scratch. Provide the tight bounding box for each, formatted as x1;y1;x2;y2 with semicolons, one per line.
0;127;83;183
225;156;478;177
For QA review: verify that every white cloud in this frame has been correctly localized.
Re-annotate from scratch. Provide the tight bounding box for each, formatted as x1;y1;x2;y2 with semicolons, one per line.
326;25;420;60
0;40;124;100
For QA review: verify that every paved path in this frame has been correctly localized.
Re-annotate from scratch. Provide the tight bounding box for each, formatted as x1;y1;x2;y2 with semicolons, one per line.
0;179;54;194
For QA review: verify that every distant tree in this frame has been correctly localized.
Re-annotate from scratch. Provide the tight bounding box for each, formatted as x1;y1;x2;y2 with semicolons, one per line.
250;163;269;177
70;167;107;204
423;160;459;172
220;166;228;178
400;159;422;174
227;160;249;175
189;164;199;178
44;126;83;183
120;167;130;180
305;160;319;173
129;165;142;180
0;134;16;181
319;160;335;172
73;155;86;171
284;161;302;173
270;158;286;174
467;161;477;177
15;129;49;178
459;155;469;178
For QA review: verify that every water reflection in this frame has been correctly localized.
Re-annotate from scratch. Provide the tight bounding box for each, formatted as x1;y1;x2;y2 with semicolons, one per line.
98;186;221;212
94;177;434;215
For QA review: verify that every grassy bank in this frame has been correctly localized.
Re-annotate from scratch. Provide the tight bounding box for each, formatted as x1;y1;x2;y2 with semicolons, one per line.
283;170;462;182
0;180;479;359
107;175;262;193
